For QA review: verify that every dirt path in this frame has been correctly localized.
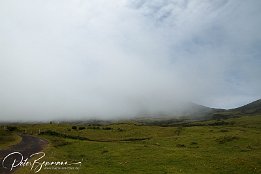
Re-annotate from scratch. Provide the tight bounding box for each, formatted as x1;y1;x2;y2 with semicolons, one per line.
0;134;48;174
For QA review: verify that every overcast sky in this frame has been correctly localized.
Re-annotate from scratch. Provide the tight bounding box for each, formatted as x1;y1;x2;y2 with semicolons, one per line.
0;0;261;121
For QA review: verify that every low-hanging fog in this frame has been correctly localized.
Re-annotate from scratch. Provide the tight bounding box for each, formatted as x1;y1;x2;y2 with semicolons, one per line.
0;0;261;121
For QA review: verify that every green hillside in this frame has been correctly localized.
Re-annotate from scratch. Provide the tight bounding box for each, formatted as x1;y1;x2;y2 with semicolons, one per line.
2;114;258;174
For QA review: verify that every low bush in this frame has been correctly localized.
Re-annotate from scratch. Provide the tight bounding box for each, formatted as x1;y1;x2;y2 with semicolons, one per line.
176;144;186;148
190;142;198;145
40;130;90;140
79;126;86;130
102;127;112;130
117;128;124;132
6;126;18;132
87;126;100;130
101;150;109;154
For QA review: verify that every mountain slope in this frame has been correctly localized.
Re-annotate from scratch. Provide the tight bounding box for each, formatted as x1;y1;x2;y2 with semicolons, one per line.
210;99;261;120
230;99;261;114
133;99;261;124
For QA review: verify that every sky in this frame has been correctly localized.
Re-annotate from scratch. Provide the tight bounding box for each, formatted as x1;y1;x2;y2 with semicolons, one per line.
0;0;261;121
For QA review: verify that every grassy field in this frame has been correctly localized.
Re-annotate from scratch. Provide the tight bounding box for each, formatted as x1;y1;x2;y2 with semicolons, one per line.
1;115;260;174
0;128;21;150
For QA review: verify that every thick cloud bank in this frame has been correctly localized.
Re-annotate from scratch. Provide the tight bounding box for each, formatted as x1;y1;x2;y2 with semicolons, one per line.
0;0;261;121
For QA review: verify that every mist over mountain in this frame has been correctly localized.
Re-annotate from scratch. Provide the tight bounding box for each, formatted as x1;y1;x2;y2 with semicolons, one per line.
129;99;261;126
0;0;261;121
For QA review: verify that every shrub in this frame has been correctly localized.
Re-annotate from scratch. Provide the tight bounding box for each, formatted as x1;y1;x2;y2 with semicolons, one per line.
72;126;77;130
220;129;229;132
40;130;90;141
79;126;86;130
87;126;100;130
102;127;112;130
101;150;109;154
190;142;198;145
117;128;124;132
176;144;186;148
6;126;18;132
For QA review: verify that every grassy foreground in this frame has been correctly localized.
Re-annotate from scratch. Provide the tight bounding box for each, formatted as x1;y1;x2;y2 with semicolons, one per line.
1;115;260;174
0;129;21;150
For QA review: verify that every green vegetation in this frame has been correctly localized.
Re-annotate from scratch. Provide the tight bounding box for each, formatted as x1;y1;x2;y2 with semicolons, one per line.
0;115;259;174
0;127;21;150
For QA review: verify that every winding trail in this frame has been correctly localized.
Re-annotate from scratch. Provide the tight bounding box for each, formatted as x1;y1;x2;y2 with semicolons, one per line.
0;134;48;174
